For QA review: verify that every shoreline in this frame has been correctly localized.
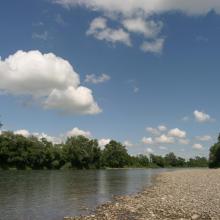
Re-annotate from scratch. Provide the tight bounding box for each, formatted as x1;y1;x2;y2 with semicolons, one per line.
65;169;220;220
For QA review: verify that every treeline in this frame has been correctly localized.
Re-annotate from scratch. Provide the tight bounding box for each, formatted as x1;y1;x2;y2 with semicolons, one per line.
209;134;220;168
0;131;208;170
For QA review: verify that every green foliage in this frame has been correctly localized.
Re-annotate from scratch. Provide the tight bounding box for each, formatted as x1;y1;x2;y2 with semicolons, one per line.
150;154;165;167
209;134;220;168
64;136;101;169
102;140;129;168
0;130;209;170
164;152;186;167
188;156;208;167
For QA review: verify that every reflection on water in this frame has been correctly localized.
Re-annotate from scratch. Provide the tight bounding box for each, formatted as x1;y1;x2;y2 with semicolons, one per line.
0;169;167;220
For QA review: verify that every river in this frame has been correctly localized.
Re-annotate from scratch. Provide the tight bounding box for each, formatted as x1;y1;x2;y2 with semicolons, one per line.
0;169;169;220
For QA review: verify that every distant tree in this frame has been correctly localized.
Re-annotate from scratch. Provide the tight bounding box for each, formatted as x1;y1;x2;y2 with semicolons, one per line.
209;134;220;168
150;154;165;167
64;135;101;169
188;156;208;167
102;140;129;168
164;152;178;167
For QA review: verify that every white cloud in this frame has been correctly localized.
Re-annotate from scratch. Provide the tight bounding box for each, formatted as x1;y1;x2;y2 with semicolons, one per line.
53;0;220;17
44;86;101;115
0;50;101;115
98;138;111;149
179;139;190;145
85;73;111;84
196;135;212;142
122;18;163;38
53;0;220;54
193;110;213;123
86;17;131;46
142;135;175;145
168;128;186;138
66;127;92;138
14;129;62;144
140;38;164;54
158;125;167;131
193;143;203;150
146;127;160;136
33;132;62;144
142;137;154;145
123;140;134;147
155;134;175;144
146;147;153;154
14;129;31;137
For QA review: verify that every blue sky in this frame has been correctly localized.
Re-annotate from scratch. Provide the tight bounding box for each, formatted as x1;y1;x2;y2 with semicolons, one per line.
0;0;220;158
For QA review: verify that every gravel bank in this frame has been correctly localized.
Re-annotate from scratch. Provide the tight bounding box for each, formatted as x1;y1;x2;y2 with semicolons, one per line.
65;169;220;220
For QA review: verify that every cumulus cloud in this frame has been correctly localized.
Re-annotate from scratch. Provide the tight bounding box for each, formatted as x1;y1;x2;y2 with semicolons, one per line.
142;134;175;145
155;134;175;144
44;86;101;115
53;0;220;17
193;110;213;123
0;50;101;115
66;127;92;138
53;0;220;54
122;18;163;38
168;128;186;138
14;129;31;137
142;137;154;145
146;125;167;135
146;147;153;154
98;138;111;149
86;17;131;46
196;135;212;142
140;38;164;54
193;143;203;150
158;125;167;131
85;73;110;84
13;127;93;144
13;129;62;144
146;127;160;136
178;139;190;145
33;132;62;144
123;140;134;147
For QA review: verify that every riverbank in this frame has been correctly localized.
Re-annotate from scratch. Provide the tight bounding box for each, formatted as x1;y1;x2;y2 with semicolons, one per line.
66;169;220;220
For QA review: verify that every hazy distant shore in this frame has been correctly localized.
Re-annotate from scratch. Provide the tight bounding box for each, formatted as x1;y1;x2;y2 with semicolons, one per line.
66;169;220;220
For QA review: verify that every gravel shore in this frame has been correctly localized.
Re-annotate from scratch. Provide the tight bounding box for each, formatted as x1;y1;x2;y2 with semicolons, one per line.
65;169;220;220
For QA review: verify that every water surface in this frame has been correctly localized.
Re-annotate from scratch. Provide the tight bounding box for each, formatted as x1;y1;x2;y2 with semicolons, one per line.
0;169;168;220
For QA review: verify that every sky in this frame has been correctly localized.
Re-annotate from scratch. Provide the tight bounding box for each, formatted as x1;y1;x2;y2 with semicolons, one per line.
0;0;220;158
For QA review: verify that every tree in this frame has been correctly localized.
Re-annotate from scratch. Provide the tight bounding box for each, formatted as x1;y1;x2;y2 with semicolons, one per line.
209;134;220;168
188;156;208;167
164;152;178;167
102;140;129;168
150;154;165;167
64;136;101;169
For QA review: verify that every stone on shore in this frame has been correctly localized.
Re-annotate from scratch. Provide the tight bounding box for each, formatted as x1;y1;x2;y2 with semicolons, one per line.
65;169;220;220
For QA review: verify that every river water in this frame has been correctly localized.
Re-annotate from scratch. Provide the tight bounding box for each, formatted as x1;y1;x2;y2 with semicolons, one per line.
0;169;169;220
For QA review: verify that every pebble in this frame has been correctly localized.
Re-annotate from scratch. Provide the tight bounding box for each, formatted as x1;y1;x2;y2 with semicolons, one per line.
65;169;220;220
